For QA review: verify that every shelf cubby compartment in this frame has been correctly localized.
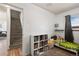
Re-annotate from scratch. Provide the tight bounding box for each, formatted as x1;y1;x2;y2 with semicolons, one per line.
43;46;48;51
39;41;44;47
34;43;38;49
34;36;38;42
40;35;44;41
34;50;39;56
44;40;48;45
45;35;48;40
39;48;44;53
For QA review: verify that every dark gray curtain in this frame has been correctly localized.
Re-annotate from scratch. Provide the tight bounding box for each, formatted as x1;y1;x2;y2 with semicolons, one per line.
65;15;74;42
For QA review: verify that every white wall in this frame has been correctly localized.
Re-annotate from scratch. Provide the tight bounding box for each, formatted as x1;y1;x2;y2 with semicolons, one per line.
9;3;55;55
56;7;79;43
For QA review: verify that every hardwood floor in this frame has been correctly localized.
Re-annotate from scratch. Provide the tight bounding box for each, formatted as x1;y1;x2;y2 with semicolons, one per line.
8;47;76;56
40;47;76;56
8;48;22;56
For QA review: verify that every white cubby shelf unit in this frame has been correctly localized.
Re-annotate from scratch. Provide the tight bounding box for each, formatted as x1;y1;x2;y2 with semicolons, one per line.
31;34;48;56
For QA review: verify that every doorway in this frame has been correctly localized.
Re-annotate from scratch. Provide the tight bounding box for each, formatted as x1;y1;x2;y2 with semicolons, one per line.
9;9;22;55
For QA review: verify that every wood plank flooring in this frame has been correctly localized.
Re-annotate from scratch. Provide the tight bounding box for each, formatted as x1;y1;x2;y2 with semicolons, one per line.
8;48;22;56
40;47;76;56
8;47;76;56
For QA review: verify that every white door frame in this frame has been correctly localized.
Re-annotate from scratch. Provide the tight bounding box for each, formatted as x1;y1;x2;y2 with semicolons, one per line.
0;4;24;55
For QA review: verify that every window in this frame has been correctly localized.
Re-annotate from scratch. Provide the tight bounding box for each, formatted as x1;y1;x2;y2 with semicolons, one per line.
71;16;79;28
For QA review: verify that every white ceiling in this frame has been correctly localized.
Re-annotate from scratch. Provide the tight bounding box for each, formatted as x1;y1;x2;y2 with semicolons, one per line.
34;3;79;14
